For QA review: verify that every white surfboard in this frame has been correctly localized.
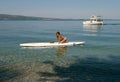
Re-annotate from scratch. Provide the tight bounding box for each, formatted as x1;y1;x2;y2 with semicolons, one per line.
20;41;85;47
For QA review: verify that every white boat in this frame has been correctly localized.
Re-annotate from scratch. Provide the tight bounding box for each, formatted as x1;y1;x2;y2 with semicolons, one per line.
20;41;85;47
83;15;103;25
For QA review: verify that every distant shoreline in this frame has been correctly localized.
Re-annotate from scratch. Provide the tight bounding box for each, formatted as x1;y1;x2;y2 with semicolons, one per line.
0;14;83;21
0;14;120;21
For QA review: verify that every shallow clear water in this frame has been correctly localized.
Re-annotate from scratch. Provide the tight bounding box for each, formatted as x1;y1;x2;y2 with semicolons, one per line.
0;20;120;82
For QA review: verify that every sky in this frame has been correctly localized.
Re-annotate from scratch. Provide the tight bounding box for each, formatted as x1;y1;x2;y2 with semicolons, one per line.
0;0;120;19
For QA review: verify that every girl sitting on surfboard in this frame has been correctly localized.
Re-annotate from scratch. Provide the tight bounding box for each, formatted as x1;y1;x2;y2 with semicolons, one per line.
56;32;67;43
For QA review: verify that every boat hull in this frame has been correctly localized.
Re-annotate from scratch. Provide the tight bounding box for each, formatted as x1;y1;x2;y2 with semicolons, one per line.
83;21;103;25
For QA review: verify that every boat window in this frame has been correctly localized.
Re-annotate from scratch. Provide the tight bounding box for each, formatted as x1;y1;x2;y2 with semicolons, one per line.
97;19;102;21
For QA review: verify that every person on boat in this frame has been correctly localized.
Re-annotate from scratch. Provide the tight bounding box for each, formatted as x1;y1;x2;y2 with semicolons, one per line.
56;32;67;43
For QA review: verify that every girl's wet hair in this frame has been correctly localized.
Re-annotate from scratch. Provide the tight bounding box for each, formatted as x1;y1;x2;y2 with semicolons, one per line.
56;32;60;35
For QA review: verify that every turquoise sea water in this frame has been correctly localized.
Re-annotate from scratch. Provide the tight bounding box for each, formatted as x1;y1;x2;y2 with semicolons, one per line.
0;20;120;82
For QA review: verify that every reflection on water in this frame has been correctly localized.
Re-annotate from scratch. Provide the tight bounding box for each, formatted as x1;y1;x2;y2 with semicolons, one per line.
21;46;68;58
83;25;103;32
83;25;103;36
56;47;67;57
